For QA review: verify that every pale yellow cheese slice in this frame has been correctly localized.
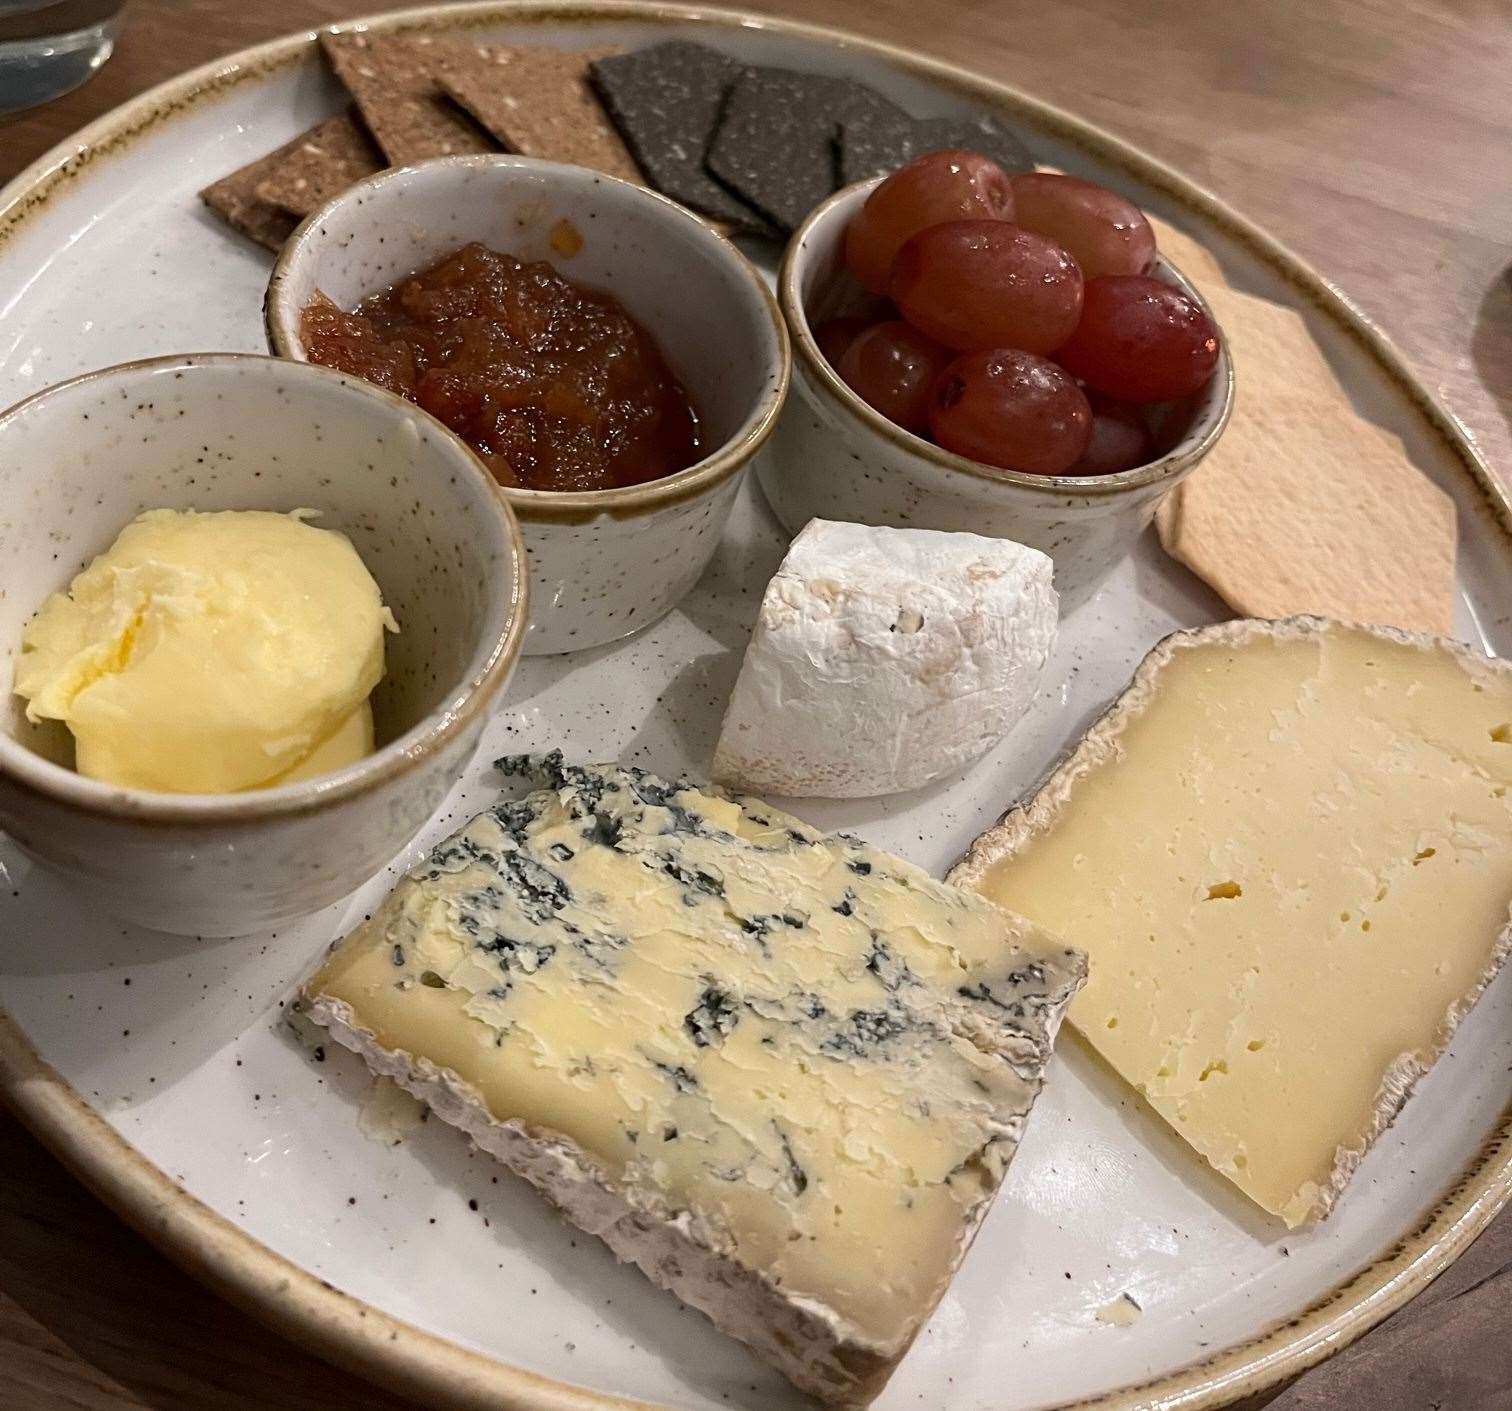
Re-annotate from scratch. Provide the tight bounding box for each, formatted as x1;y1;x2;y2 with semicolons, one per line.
952;618;1512;1227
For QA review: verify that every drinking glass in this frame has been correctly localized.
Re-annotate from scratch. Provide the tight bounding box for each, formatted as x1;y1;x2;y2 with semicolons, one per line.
0;0;126;116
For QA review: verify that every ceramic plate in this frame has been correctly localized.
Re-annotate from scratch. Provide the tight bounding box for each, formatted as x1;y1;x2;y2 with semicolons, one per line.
1;6;1509;1410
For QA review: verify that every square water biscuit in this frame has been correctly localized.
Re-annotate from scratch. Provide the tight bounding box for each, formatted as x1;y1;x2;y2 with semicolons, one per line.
322;30;493;164
436;42;641;184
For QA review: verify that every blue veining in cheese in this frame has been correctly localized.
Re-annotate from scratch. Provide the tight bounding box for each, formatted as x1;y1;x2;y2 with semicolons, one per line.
306;754;1084;1405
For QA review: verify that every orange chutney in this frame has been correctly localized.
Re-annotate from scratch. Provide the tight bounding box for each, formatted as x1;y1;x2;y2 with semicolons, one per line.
301;242;702;493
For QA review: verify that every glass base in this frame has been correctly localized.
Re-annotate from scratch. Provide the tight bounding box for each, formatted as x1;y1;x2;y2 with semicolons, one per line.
0;16;121;116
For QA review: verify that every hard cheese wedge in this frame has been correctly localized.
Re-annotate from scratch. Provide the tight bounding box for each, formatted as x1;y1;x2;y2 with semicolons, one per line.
305;755;1084;1407
951;618;1512;1227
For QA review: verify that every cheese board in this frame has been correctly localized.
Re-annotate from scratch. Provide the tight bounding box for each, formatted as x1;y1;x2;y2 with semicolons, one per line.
0;6;1509;1411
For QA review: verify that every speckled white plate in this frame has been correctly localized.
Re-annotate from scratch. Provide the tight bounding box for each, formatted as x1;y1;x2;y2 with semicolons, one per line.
1;7;1510;1411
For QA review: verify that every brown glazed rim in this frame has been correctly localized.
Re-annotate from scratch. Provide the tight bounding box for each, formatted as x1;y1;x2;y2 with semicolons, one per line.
265;154;791;524
0;7;1508;1411
0;352;529;825
781;178;1235;498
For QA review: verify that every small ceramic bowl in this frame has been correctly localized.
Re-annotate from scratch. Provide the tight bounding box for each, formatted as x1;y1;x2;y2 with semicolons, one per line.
266;155;790;655
761;179;1234;611
0;354;527;936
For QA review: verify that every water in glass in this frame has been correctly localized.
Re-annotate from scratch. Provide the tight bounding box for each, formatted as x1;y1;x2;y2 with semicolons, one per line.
0;0;126;116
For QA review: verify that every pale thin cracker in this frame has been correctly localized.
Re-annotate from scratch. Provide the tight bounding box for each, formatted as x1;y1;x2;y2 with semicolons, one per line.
321;30;493;164
1156;285;1342;561
253;110;384;218
1164;395;1457;635
1148;213;1227;289
1153;486;1182;551
435;43;642;184
1200;283;1345;397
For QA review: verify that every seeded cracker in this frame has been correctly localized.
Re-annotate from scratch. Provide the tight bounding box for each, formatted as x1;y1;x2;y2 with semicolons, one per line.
253;110;384;218
201;128;316;250
706;66;904;233
433;43;642;184
321;30;493;165
837;112;1034;187
591;42;775;236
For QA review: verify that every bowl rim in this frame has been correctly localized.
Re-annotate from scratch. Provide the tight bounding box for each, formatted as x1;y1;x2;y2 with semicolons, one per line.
780;176;1236;497
0;352;529;825
265;153;792;516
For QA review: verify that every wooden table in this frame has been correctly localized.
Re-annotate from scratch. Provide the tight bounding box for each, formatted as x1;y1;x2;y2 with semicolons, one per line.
2;1;1510;1407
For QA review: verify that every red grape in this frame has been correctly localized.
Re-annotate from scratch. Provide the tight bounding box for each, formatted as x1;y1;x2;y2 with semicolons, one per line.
890;221;1084;354
1067;394;1152;476
835;320;952;433
844;150;1014;296
1057;275;1220;402
929;349;1092;475
1009;173;1155;278
813;315;872;369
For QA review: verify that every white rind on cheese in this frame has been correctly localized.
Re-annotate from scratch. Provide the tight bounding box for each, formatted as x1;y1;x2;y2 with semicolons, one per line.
305;755;1084;1406
951;616;1512;1227
712;520;1058;798
309;993;896;1402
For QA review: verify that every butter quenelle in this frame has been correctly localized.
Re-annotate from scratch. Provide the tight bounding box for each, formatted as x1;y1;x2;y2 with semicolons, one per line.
15;508;398;794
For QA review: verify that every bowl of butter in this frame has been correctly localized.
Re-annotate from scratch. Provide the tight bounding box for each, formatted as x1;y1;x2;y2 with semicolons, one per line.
0;354;527;935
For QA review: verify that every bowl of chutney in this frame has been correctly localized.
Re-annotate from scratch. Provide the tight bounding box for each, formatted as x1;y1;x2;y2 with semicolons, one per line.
267;154;790;655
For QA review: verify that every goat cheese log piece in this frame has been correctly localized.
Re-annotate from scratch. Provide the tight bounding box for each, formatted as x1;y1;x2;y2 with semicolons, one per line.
712;520;1058;798
304;754;1084;1407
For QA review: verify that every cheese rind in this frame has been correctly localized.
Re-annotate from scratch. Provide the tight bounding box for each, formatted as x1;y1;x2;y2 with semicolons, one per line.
712;520;1057;798
951;617;1512;1227
305;754;1083;1405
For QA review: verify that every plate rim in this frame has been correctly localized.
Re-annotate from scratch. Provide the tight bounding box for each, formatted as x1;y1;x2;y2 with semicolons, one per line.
1;4;1508;1410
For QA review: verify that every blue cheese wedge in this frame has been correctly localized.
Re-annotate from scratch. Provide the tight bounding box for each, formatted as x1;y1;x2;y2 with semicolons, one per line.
305;755;1084;1406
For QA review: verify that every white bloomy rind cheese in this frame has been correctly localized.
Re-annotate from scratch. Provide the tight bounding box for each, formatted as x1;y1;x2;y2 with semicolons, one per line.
951;617;1512;1228
304;755;1084;1407
712;519;1057;798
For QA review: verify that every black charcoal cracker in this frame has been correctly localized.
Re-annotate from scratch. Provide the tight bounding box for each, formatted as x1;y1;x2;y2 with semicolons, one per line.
706;66;906;233
590;41;776;235
837;111;1036;187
